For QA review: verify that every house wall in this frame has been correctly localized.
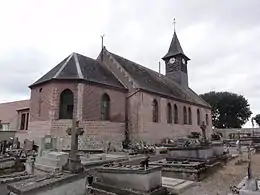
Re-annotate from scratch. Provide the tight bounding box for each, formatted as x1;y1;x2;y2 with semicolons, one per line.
129;91;212;144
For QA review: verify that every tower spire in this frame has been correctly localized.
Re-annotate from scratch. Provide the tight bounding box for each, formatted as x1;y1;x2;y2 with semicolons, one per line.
162;19;190;88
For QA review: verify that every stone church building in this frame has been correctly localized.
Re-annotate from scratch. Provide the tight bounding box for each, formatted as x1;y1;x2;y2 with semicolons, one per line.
13;30;212;150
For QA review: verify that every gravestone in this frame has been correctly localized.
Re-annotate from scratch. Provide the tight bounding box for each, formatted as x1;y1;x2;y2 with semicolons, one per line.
35;135;68;172
11;137;20;149
25;156;35;175
38;135;57;156
90;164;167;195
63;120;84;173
23;139;34;151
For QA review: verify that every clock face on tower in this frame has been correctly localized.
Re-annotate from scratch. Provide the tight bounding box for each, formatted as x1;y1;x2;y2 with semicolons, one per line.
182;58;186;64
169;57;176;64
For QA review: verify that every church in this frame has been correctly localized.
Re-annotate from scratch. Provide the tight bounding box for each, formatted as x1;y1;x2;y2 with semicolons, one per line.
12;29;212;150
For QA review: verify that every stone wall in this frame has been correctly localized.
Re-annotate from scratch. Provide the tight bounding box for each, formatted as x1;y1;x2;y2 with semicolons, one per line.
128;91;213;145
0;131;15;142
51;120;125;151
214;127;260;139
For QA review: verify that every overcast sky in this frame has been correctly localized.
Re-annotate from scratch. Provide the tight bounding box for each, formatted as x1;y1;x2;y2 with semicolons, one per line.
0;0;259;127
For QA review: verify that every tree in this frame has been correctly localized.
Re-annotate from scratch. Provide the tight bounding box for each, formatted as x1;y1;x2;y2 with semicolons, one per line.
253;114;260;126
200;91;252;128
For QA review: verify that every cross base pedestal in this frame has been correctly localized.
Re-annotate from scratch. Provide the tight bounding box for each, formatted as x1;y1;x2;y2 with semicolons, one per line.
64;157;83;173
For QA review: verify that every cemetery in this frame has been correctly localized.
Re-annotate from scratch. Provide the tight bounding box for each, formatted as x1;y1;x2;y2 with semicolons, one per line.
0;119;259;195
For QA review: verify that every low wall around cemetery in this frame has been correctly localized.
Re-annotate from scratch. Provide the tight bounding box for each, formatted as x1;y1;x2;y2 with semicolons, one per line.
0;131;15;142
214;128;260;139
51;120;125;151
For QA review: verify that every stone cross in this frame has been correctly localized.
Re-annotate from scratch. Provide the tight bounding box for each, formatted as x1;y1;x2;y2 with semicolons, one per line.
200;121;207;143
65;118;84;173
247;146;252;179
245;145;259;191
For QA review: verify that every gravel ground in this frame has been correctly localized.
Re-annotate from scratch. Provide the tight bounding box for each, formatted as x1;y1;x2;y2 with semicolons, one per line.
182;152;260;195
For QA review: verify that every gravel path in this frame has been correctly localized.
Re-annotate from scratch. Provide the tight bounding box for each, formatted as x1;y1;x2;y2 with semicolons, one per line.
182;152;260;195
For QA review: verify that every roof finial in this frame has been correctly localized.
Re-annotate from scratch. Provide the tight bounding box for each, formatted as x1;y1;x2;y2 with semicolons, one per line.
101;34;105;49
173;18;176;32
101;34;105;61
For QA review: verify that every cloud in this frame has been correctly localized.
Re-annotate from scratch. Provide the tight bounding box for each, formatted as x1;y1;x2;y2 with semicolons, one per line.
0;0;259;128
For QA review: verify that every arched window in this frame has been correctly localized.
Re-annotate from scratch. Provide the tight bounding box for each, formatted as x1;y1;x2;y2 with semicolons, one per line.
174;104;178;124
101;94;110;120
197;109;201;125
167;103;172;124
152;99;159;123
59;89;74;119
183;106;187;124
206;114;209;126
188;107;192;125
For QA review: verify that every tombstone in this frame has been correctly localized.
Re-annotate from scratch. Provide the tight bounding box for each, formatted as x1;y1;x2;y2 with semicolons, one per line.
200;121;207;144
38;135;57;157
25;156;35;175
35;135;68;172
23;139;34;151
12;137;20;149
1;140;7;155
140;156;150;170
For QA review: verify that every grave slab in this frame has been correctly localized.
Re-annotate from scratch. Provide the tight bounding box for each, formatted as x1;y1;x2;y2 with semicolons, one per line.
162;177;196;194
90;164;167;195
7;172;86;195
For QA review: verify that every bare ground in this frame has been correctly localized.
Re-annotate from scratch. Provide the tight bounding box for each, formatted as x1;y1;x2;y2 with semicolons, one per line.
181;153;260;195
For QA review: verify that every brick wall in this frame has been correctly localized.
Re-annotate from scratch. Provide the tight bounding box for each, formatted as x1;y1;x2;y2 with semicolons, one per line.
15;120;52;146
51;120;125;151
30;83;54;121
129;91;212;144
82;84;126;122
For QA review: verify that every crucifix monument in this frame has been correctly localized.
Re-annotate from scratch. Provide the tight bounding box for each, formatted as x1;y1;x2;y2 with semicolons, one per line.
200;121;208;145
64;118;84;173
173;18;176;32
244;145;259;192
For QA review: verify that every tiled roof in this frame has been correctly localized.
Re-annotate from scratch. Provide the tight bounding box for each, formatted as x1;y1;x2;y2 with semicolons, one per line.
162;31;190;60
30;53;125;89
107;50;210;108
0;100;30;123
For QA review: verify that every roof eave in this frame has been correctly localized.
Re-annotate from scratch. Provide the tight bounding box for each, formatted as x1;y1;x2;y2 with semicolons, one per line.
138;88;211;109
162;52;190;61
29;78;127;92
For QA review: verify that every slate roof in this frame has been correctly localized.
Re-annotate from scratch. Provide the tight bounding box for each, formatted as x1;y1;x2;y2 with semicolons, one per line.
0;100;30;123
162;31;190;60
107;50;210;108
30;53;125;89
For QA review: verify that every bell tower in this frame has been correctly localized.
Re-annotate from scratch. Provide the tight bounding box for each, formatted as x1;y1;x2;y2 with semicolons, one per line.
162;20;190;88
